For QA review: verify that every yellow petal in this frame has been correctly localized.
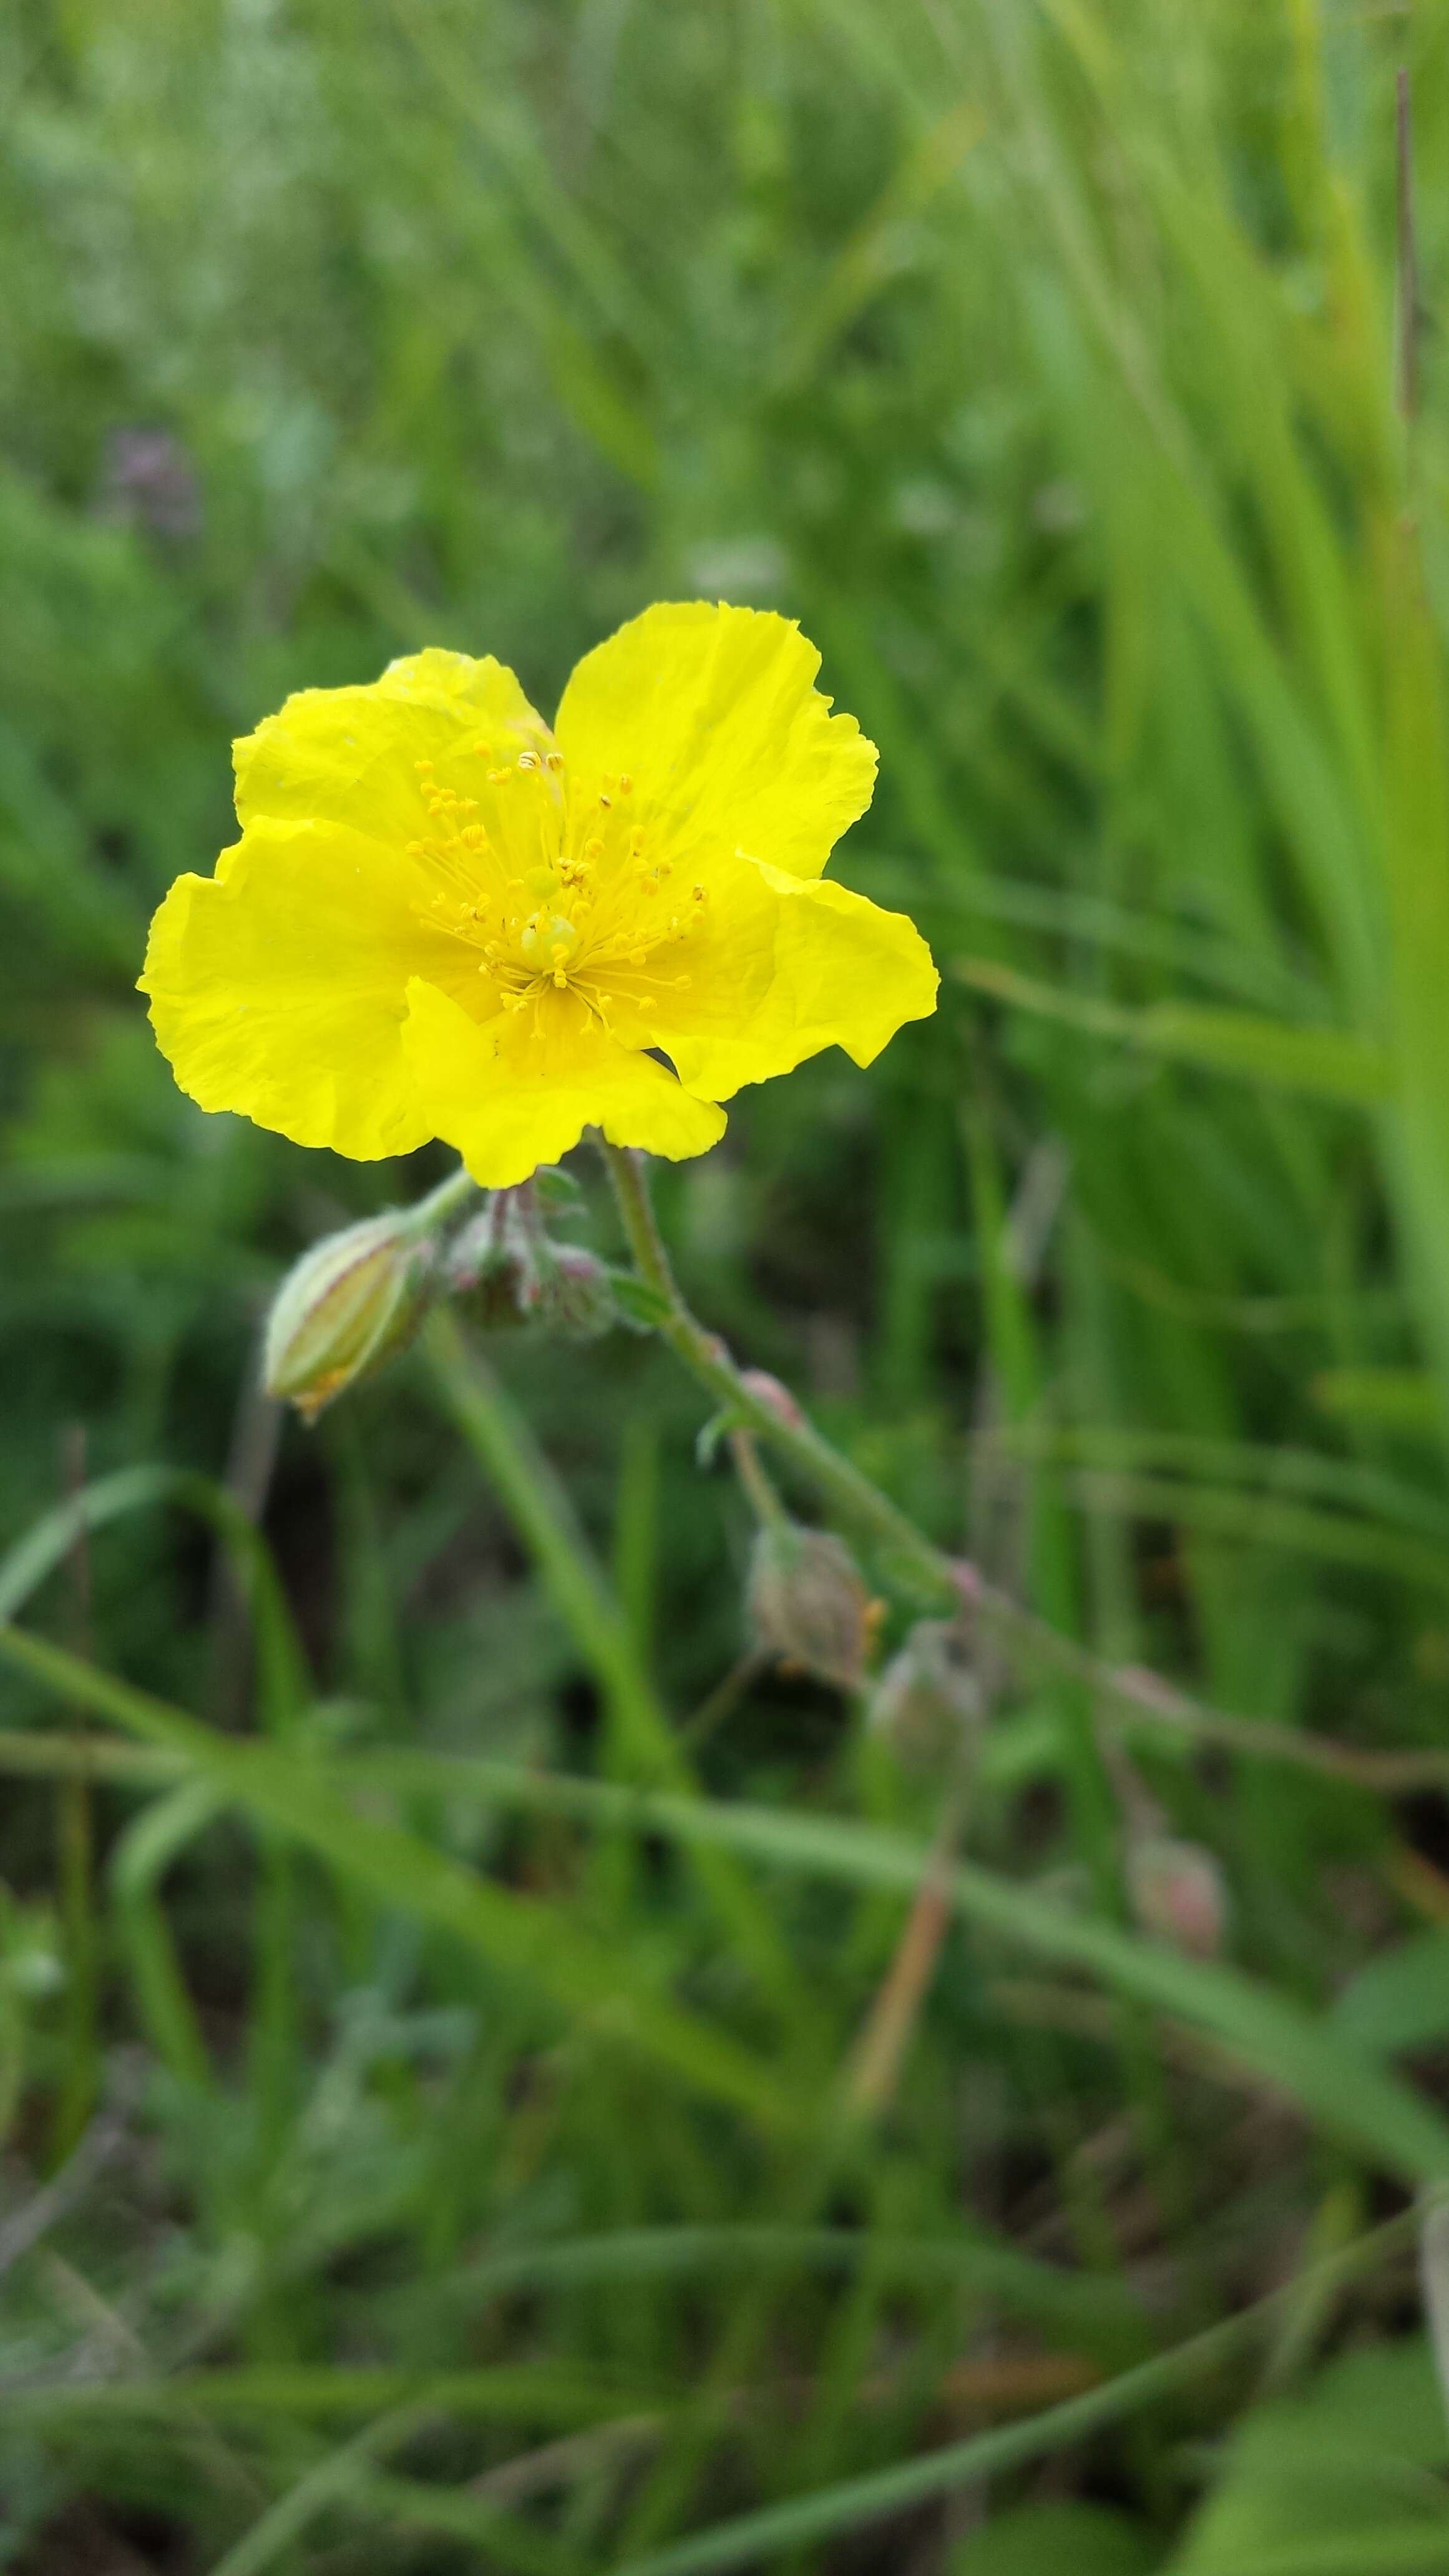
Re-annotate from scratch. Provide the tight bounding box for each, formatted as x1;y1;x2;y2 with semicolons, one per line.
590;854;937;1101
234;649;553;842
401;978;726;1188
554;603;876;881
139;817;477;1159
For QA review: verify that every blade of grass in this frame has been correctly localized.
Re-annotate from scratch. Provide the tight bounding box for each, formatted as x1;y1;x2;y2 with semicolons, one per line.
0;1625;797;2137
8;2363;656;2429
109;1782;224;2094
358;1757;1449;2187
0;1466;310;1733
954;958;1392;1103
421;1311;814;2036
599;2211;1422;2576
7;1630;1440;2185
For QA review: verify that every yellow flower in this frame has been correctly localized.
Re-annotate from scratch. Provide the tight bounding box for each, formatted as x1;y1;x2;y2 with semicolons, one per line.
140;602;938;1186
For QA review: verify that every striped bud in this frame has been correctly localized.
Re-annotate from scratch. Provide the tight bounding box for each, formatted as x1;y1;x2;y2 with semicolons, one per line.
264;1214;437;1423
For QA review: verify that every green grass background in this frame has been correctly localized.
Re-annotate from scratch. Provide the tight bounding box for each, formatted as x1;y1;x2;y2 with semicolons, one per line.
6;1;1449;2567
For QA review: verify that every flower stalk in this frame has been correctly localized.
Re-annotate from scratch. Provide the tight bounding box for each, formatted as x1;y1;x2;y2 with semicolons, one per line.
397;1163;482;1243
600;1142;959;1610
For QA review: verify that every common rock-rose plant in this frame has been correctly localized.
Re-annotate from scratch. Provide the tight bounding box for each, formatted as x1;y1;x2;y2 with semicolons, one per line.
140;602;937;1185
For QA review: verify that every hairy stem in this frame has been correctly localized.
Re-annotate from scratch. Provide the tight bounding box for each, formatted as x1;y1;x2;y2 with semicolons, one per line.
398;1162;482;1244
601;1144;955;1605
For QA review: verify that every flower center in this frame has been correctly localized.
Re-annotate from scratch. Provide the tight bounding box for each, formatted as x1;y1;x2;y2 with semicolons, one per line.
408;745;706;1031
519;912;580;979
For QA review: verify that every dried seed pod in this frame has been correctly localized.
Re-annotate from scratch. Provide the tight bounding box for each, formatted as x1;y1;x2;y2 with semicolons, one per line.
534;1244;617;1341
446;1199;616;1340
746;1521;874;1692
867;1618;981;1768
444;1201;540;1329
1125;1835;1227;1961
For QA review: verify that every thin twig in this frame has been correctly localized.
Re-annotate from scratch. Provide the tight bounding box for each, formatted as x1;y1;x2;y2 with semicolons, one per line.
843;1778;969;2119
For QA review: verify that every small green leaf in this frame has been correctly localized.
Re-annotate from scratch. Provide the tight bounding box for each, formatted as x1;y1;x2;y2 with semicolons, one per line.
609;1270;676;1330
696;1408;741;1468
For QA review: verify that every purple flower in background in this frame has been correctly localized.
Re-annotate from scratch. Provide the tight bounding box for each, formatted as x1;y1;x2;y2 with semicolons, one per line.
102;427;202;540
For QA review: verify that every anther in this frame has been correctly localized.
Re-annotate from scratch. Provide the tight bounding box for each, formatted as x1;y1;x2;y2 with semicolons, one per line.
618;773;633;794
517;751;540;772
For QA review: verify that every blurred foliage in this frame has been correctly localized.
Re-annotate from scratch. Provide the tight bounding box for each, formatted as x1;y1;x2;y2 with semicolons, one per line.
6;0;1449;2568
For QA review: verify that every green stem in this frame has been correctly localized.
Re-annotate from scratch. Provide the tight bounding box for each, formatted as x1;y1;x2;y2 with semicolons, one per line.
602;1146;955;1606
726;1429;789;1533
399;1163;481;1244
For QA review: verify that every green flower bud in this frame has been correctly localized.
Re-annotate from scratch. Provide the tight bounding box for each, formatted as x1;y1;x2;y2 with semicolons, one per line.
746;1521;875;1692
264;1213;437;1422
